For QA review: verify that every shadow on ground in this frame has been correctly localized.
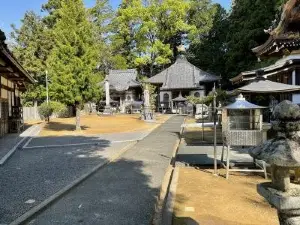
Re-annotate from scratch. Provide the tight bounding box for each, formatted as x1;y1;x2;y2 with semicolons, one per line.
42;121;89;132
0;136;112;224
27;158;161;225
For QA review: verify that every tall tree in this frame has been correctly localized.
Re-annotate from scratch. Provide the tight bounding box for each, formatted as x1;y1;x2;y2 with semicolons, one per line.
188;4;228;77
225;0;278;78
10;11;49;104
47;0;101;130
110;0;143;68
134;0;173;76
89;0;114;73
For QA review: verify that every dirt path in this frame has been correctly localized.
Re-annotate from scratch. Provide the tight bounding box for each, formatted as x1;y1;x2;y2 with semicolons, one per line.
173;168;279;225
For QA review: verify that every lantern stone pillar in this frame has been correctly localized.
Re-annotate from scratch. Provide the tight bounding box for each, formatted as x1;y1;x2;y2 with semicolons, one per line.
250;100;300;225
103;77;112;115
142;83;154;121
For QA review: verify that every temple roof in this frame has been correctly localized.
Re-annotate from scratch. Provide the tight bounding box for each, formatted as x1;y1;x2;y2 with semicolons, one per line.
107;69;140;92
172;92;187;102
238;79;300;93
147;55;220;90
252;0;300;57
0;29;35;89
224;94;265;109
231;53;300;84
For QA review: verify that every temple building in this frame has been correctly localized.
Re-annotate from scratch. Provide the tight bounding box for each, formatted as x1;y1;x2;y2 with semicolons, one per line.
231;0;300;104
0;30;35;137
101;69;142;113
147;52;220;113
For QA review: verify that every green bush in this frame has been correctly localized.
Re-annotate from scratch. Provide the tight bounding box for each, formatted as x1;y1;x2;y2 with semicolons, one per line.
38;102;53;122
38;101;67;122
50;101;67;117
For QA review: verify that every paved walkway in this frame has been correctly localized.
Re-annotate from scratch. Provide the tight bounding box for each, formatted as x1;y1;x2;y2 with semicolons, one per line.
0;125;41;164
176;141;253;166
25;130;152;148
27;116;185;225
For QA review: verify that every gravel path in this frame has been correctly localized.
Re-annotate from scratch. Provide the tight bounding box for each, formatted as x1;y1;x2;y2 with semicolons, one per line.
0;140;131;224
26;116;184;225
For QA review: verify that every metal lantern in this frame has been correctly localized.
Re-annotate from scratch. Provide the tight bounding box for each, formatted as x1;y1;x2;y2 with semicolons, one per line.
221;94;267;179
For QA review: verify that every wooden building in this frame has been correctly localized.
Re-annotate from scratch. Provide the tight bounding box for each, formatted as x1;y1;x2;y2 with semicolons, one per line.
101;69;142;113
0;30;35;137
231;0;300;103
147;52;220;113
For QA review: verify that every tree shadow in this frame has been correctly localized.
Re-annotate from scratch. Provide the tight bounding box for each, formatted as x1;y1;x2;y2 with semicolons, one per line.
0;136;111;224
42;121;89;132
24;158;167;225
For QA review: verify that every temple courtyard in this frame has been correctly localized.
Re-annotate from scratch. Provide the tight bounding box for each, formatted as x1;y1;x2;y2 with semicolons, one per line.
0;114;278;225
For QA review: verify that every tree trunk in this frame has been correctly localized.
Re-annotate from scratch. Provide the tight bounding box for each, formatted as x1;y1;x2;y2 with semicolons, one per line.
75;104;81;131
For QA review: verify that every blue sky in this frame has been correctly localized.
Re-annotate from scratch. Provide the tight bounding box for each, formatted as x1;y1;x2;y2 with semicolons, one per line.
0;0;231;35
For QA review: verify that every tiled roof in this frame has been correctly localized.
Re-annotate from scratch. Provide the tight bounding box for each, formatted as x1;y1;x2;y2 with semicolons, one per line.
108;69;140;92
238;79;300;93
147;55;220;90
230;54;300;84
0;29;35;84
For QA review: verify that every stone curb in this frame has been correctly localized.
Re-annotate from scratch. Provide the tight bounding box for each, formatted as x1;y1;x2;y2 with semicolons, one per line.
9;141;137;225
152;116;186;225
0;124;42;166
162;167;179;225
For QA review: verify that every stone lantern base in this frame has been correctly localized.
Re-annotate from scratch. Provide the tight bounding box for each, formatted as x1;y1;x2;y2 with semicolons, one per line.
103;105;112;115
258;182;300;225
142;106;154;121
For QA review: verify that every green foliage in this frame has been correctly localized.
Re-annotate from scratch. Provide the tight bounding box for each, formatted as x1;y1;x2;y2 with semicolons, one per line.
50;101;67;115
111;0;216;75
11;11;49;104
38;101;67;121
187;89;230;105
46;0;102;106
140;78;157;110
188;4;228;77
38;102;53;121
225;0;278;79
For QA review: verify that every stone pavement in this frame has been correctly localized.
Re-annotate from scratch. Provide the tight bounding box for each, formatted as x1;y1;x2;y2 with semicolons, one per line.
26;116;185;225
176;141;253;166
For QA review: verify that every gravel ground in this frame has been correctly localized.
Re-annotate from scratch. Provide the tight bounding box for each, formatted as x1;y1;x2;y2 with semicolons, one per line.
26;116;184;225
0;140;130;224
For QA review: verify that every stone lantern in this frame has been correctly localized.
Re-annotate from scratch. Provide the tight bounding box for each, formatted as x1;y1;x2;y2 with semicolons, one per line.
250;100;300;225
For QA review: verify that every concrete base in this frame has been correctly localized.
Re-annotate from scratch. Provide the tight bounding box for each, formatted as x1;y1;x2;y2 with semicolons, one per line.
103;106;112;115
258;182;300;225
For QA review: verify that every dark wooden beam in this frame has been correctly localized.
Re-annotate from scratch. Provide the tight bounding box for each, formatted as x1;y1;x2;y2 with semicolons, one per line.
0;66;14;73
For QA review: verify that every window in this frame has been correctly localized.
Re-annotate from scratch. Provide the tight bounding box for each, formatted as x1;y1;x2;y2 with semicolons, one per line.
127;95;131;101
163;93;169;102
194;92;200;97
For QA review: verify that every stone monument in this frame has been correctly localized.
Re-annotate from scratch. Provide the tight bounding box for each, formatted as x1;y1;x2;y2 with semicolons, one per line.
103;76;112;115
250;100;300;225
142;84;154;121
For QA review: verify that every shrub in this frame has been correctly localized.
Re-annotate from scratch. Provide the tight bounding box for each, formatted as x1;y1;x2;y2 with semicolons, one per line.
38;101;67;122
38;102;53;122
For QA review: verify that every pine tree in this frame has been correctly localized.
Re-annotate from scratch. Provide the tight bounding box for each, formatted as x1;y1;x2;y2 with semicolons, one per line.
188;4;228;77
11;11;50;104
47;0;101;130
225;0;278;78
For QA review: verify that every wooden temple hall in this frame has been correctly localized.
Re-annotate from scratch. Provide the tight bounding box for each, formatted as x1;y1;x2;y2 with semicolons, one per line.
147;50;220;113
0;30;35;137
231;0;300;104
